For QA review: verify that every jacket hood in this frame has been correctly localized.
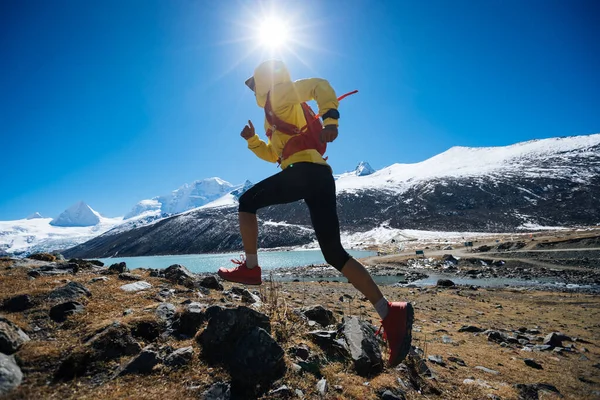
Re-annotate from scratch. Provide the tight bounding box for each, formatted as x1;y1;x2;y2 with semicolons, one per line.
251;60;291;108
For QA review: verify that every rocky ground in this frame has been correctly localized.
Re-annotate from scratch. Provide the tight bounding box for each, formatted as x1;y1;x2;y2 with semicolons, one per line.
0;246;599;400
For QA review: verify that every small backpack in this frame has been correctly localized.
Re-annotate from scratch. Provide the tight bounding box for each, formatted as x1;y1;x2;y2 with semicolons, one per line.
264;90;358;162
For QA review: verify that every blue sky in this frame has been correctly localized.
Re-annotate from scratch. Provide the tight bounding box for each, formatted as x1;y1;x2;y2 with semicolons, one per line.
1;0;598;221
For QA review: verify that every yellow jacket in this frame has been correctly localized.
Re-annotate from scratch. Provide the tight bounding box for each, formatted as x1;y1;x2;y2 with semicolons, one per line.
246;60;339;169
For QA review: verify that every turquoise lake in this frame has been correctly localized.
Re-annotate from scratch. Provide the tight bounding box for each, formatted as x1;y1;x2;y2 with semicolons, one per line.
98;249;375;274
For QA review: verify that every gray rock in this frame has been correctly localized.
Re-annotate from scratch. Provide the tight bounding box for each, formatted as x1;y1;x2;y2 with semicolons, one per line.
436;279;455;287
2;294;34;312
448;356;466;366
165;346;194;368
155;303;176;322
229;327;286;389
198;275;223;291
290;344;310;361
316;378;328;396
198;306;284;389
48;281;91;302
202;382;231;400
118;273;142;281
381;389;406;400
120;281;152;292
307;330;349;359
131;319;163;342
295;389;304;398
269;385;294;398
524;359;543;370
49;301;85;322
108;262;127;274
544;332;570;347
174;302;206;337
475;366;499;375
341;316;383;376
458;325;485;333
487;330;509;344
85;322;141;361
0;353;22;396
230;287;260;304
442;335;453;344
89;276;109;283
116;346;161;376
532;344;552;352
301;305;336;327
428;355;445;366
0;317;30;354
164;264;197;288
515;383;562;399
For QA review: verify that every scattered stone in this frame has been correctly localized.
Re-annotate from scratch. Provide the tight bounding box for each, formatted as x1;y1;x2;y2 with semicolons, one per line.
165;346;194;368
475;366;499;375
2;294;34;312
123;309;133;316
49;301;85;322
108;262;128;274
515;383;562;399
48;281;91;302
174;302;206;337
532;345;552;352
230;287;260;304
85;322;141;361
158;288;175;298
524;359;543;370
0;353;22;396
198;275;223;291
300;305;336;327
89;276;109;283
120;281;152;292
295;389;304;398
544;332;569;348
202;382;231;400
442;254;458;264
164;264;197;288
155;303;176;322
316;378;328;396
428;355;445;366
341;316;383;376
459;325;485;333
487;330;509;344
381;389;406;400
118;273;142;281
463;378;492;389
442;335;453;344
307;330;349;359
116;346;161;376
437;279;455;287
28;253;56;262
269;385;294;398
448;356;466;366
0;316;30;354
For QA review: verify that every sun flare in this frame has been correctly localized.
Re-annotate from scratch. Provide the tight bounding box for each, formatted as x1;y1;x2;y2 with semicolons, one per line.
258;17;289;49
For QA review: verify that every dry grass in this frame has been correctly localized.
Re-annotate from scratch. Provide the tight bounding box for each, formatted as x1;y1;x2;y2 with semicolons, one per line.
1;261;599;399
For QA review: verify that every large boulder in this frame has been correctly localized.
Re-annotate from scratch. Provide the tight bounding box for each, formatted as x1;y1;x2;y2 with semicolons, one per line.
164;264;198;288
48;282;91;302
198;306;284;391
108;262;127;274
0;316;30;355
2;294;34;312
49;301;85;322
341;316;383;376
0;353;23;396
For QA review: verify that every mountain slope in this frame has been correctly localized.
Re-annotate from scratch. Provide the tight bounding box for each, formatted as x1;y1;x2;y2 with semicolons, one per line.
63;134;600;258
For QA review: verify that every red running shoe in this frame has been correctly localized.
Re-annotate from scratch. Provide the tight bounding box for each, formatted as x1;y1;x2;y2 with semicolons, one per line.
217;258;262;285
376;302;414;366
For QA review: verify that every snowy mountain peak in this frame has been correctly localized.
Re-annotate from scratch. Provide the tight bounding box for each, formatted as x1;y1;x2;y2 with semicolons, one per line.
50;201;101;227
355;161;375;176
124;199;162;220
27;212;43;219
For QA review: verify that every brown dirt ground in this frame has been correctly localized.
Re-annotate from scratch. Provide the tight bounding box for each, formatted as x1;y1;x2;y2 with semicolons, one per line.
1;263;599;399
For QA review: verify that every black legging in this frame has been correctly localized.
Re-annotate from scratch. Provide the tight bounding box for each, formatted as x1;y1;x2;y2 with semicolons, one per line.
238;162;351;271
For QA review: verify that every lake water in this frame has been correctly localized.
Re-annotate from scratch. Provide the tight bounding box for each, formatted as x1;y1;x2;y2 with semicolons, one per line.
98;249;376;274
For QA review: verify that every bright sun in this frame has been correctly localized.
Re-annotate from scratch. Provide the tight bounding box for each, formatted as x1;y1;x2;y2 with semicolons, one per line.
258;17;288;49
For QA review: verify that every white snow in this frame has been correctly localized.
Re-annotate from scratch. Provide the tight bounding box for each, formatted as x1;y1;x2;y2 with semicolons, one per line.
355;161;375;176
124;199;161;220
27;212;43;219
157;177;235;215
335;134;600;193
0;215;123;255
50;201;101;227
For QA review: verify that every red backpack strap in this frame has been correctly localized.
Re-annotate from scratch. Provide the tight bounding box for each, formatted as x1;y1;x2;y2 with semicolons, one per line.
264;92;302;136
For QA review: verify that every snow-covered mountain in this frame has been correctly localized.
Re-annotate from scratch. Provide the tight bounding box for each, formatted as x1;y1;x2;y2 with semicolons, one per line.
355;161;375;176
125;178;238;219
63;133;600;259
50;201;102;227
27;212;43;220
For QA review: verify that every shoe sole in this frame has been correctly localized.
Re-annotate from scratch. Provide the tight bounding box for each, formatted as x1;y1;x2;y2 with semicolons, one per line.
390;302;414;367
217;270;262;286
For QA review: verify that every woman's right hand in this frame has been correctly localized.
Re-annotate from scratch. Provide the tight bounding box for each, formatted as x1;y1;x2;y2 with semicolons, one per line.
241;120;255;140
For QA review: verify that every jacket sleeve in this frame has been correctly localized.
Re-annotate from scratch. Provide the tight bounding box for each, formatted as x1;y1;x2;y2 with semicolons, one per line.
281;78;340;126
246;134;279;163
